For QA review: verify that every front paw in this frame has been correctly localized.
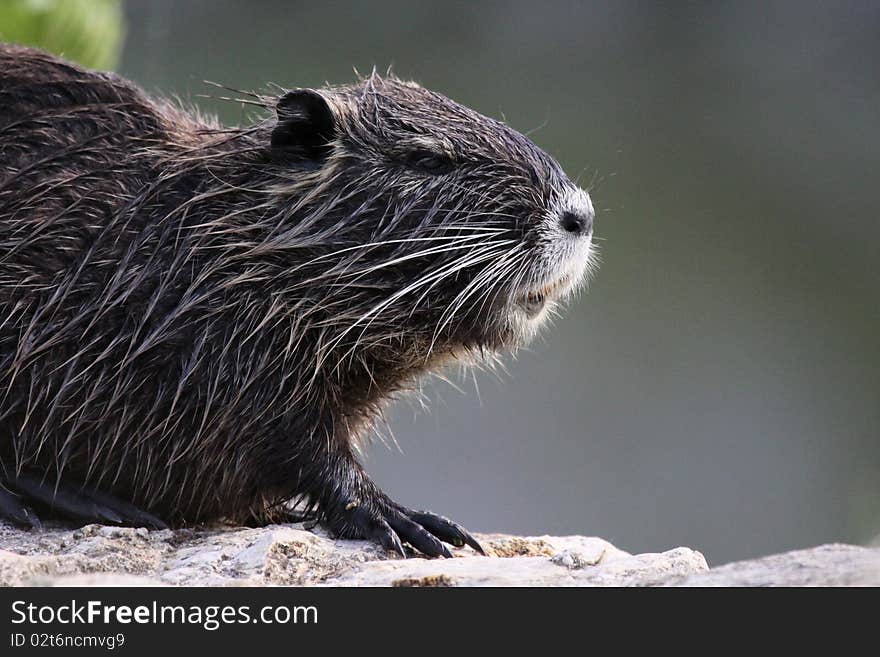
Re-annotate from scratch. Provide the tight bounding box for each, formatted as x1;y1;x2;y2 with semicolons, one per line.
326;496;484;558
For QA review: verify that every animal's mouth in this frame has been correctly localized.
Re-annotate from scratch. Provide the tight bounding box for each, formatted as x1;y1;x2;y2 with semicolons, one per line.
515;273;574;319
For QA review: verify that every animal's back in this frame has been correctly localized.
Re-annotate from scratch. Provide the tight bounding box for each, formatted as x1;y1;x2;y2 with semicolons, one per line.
0;44;196;272
0;46;239;523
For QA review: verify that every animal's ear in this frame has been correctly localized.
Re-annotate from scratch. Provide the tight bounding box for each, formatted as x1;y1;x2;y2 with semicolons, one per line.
271;89;336;162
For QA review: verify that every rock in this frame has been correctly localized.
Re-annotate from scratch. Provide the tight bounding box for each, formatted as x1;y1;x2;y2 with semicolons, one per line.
1;521;875;586
671;543;880;587
0;522;707;586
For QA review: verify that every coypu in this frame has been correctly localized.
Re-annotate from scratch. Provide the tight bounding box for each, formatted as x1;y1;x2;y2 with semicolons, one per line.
0;44;596;557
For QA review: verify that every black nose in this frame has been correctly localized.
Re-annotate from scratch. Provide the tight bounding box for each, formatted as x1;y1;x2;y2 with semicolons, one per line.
560;210;593;236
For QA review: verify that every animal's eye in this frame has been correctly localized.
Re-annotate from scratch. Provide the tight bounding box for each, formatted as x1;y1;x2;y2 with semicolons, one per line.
405;150;455;175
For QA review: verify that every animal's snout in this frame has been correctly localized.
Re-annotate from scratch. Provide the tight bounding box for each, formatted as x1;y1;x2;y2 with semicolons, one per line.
559;209;593;236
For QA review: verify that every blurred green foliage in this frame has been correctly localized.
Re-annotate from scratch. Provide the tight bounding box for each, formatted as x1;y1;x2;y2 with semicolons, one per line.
0;0;124;70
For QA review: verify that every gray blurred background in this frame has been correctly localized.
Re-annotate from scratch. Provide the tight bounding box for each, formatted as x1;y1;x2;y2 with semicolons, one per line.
94;1;880;564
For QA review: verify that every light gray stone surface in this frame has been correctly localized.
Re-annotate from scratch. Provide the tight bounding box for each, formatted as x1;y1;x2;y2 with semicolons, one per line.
0;522;707;586
671;543;880;587
0;521;874;586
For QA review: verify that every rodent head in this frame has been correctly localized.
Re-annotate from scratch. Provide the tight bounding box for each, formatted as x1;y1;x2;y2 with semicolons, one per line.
264;74;597;359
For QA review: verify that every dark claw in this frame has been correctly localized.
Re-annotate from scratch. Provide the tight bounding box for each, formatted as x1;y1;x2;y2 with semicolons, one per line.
365;514;407;559
409;510;485;555
325;489;481;558
387;512;454;559
0;487;42;529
